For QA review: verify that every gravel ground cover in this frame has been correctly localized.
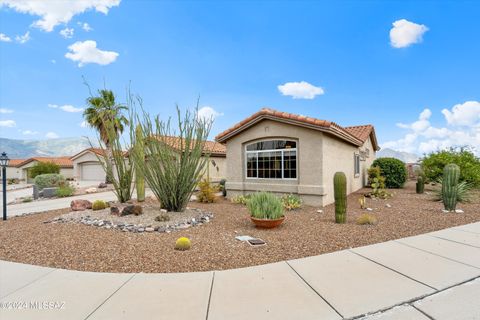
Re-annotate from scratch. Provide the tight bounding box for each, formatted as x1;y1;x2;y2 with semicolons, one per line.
0;181;478;273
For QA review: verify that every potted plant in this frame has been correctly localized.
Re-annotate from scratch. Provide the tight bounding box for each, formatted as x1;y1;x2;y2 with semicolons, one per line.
247;192;285;228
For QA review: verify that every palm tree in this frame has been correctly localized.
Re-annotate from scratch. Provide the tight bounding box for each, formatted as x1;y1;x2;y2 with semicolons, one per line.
83;89;129;182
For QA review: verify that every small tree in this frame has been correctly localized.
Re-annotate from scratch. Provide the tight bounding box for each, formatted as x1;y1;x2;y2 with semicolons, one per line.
29;161;60;179
130;103;212;212
372;158;407;188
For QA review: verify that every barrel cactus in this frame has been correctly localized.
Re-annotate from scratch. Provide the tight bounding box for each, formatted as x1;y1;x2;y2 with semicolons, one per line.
92;200;108;211
334;172;347;223
174;237;191;251
416;176;424;194
442;164;460;211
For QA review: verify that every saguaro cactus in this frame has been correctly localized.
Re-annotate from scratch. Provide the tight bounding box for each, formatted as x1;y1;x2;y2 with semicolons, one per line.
442;163;460;211
334;172;347;223
416;175;424;194
135;124;145;202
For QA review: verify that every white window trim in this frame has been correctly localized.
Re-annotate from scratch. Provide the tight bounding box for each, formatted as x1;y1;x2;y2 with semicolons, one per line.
244;143;298;180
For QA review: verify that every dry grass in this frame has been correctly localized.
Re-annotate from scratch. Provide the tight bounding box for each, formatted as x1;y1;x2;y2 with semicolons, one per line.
0;181;478;273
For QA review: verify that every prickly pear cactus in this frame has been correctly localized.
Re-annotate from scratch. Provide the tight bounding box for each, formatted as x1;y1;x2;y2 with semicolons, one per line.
334;172;347;223
442;164;460;211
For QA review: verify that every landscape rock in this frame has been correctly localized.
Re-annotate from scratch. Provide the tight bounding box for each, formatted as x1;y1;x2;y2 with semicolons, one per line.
385;204;392;208
110;206;120;216
43;187;58;198
70;199;93;211
85;187;97;194
121;205;143;216
145;227;154;232
366;208;373;211
98;182;108;188
455;209;464;213
316;209;323;213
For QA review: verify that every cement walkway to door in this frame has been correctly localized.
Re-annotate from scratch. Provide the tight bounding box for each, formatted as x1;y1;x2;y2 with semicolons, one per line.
1;222;479;320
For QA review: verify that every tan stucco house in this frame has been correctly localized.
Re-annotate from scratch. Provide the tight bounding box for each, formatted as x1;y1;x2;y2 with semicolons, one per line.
215;108;380;206
4;159;24;181
16;157;74;182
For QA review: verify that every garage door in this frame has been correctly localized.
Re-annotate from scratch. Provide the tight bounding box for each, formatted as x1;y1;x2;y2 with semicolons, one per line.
80;162;105;181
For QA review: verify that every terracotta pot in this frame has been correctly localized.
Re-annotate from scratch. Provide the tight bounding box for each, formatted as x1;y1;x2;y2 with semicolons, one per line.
250;216;285;228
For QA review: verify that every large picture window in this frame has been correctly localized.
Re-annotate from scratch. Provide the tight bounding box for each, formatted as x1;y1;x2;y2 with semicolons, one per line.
245;140;297;179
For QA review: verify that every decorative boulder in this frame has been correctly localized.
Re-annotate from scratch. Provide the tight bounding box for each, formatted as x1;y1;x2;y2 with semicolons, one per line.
121;205;143;216
110;206;120;216
85;187;97;194
71;199;93;211
98;182;108;189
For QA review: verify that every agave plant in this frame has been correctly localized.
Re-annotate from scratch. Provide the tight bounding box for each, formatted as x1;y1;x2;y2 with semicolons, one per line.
247;192;284;220
433;178;473;203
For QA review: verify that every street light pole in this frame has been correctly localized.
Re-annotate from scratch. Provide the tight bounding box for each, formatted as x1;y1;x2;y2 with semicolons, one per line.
0;152;10;221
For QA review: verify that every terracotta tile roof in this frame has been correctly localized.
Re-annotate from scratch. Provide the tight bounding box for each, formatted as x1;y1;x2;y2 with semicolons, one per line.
8;159;25;167
151;136;226;156
17;157;73;168
344;125;373;143
215;108;377;148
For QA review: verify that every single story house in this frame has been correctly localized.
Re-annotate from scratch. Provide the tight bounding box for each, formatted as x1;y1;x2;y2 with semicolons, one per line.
3;159;24;181
16;157;74;182
70;148;107;181
71;139;226;182
215;108;380;206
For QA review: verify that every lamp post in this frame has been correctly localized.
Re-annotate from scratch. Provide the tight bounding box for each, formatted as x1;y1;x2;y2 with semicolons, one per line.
0;152;10;221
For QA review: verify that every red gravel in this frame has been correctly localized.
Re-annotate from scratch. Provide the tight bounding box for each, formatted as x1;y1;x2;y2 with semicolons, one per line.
0;181;478;273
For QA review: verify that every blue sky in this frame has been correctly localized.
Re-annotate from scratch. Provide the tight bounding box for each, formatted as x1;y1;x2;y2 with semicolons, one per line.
1;0;479;155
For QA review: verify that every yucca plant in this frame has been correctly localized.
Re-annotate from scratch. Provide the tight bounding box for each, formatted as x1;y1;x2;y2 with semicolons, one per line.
247;192;284;220
130;98;212;212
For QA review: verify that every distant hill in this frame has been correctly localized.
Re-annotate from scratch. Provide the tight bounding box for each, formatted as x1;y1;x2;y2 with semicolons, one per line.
377;148;420;163
0;137;94;159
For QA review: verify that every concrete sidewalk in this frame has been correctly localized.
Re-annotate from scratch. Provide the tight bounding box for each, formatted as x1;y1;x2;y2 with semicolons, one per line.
1;222;479;320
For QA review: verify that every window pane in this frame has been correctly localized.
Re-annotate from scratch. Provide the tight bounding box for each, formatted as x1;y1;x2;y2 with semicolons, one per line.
246;140;297;151
283;150;297;179
246;141;297;179
246;153;257;178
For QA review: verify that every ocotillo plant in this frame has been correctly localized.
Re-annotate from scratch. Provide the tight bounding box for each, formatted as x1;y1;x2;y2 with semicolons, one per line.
334;172;347;223
416;175;424;194
442;163;460;211
135;124;145;202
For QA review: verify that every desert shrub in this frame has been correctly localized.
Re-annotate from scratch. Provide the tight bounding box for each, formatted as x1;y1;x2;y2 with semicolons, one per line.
368;166;386;189
247;192;284;220
56;182;75;197
219;179;227;197
231;194;251;205
372;158;407;188
22;197;33;203
34;173;65;190
197;179;217;203
281;194;302;211
29;161;60;179
155;213;170;222
174;237;191;251
356;213;377;225
92;200;108;211
7;178;20;185
421;148;480;187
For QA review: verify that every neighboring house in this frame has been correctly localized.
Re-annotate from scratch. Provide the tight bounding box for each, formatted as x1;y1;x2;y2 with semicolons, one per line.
71;148;107;181
16;157;74;182
71;139;226;182
215;108;380;206
3;159;24;180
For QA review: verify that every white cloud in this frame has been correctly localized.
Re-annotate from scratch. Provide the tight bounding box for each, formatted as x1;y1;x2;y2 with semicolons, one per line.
0;120;16;127
0;108;13;114
441;101;480;127
48;104;83;112
0;0;120;32
59;27;74;38
0;33;12;42
80;121;88;128
65;40;118;66
79;22;93;32
45;132;59;139
197;106;223;121
278;81;324;99
21;130;38;135
390;19;428;48
383;101;480;155
15;31;30;44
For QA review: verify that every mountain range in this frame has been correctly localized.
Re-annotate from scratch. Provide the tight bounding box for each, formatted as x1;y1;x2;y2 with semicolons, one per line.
0;137;93;159
377;148;420;163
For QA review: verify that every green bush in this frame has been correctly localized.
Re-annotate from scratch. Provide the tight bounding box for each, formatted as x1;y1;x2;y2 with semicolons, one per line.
281;194;302;211
29;161;60;179
247;192;284;220
421;148;480;187
92;200;108;211
231;194;251;205
34;173;65;190
372;158;407;188
56;183;75;197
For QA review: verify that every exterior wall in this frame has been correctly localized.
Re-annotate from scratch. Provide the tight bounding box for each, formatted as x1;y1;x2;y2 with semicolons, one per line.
321;135;376;205
72;152;105;181
225;119;325;206
18;161;74;181
204;156;226;182
5;166;22;180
